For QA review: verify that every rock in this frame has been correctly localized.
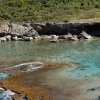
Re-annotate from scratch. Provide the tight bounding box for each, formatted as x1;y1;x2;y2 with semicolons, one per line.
0;32;6;37
33;36;41;41
40;35;51;40
5;35;11;41
58;35;67;39
0;23;9;33
25;29;39;37
70;35;78;41
67;33;73;38
11;36;18;41
50;35;59;43
51;35;58;39
66;33;73;40
22;36;33;41
9;24;28;36
8;23;39;37
0;37;7;42
78;31;92;39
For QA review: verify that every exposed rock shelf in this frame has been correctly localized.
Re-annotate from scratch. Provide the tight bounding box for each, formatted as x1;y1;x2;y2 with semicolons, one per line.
0;21;100;43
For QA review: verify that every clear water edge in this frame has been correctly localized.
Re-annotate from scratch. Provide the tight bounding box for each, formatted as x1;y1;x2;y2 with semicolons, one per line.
0;39;100;78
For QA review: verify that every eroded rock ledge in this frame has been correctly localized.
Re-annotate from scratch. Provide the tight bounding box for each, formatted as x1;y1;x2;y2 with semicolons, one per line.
0;21;100;42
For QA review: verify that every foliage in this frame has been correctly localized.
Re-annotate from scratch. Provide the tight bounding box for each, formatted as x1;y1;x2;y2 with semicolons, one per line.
0;0;100;22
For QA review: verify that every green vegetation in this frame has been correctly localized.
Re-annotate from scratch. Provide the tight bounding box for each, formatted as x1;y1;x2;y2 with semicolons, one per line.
0;0;100;22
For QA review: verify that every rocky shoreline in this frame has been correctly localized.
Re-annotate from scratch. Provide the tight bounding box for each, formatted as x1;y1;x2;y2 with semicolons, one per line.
0;62;68;100
0;21;100;43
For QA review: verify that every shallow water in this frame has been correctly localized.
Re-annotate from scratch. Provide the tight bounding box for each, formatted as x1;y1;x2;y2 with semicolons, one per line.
0;39;100;77
0;39;100;100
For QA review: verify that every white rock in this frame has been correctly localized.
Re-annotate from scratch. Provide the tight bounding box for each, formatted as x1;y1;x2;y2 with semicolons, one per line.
0;37;7;42
79;31;92;39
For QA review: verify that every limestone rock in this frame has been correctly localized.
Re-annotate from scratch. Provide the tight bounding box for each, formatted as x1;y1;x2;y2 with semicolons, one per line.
78;31;92;39
22;36;33;41
50;35;59;43
0;37;7;42
5;35;11;41
11;36;18;41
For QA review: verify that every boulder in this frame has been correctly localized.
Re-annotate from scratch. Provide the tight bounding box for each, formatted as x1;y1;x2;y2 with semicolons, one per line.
0;37;7;42
78;31;92;39
0;23;9;33
58;35;67;39
22;36;33;41
11;36;18;41
50;35;59;43
40;35;51;40
9;24;39;37
8;24;28;35
34;36;42;41
24;29;39;37
69;35;78;41
5;35;11;41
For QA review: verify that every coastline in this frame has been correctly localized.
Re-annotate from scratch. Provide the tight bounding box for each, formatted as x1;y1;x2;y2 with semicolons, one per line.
0;19;100;100
0;18;100;43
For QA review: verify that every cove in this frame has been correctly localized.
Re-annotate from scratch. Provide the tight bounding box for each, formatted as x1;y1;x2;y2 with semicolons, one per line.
0;39;100;78
0;39;100;100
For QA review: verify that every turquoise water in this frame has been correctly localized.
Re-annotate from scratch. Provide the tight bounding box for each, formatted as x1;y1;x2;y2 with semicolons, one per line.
0;39;100;77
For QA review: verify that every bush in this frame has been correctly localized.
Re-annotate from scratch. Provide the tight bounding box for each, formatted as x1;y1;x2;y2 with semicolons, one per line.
0;0;100;22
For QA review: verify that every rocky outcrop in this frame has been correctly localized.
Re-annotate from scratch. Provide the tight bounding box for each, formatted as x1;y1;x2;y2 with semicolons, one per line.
30;22;100;37
0;21;99;42
78;31;92;39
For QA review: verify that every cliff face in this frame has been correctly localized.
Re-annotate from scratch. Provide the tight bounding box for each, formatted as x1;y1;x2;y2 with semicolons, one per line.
30;22;100;37
0;21;100;37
